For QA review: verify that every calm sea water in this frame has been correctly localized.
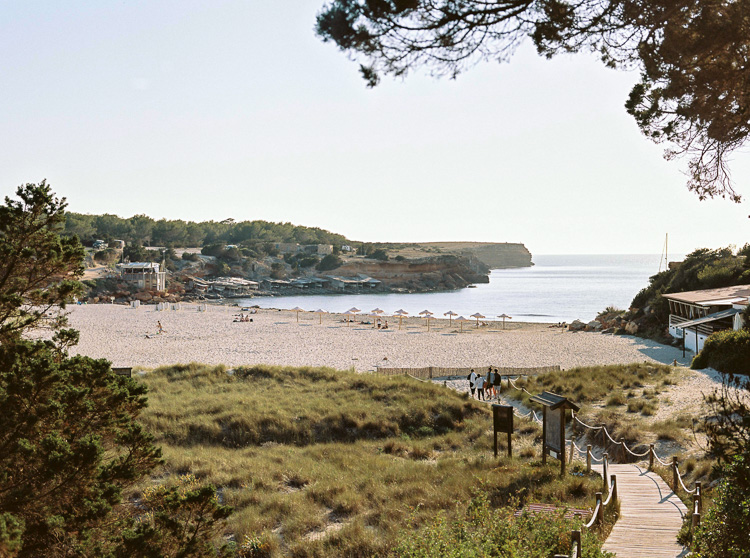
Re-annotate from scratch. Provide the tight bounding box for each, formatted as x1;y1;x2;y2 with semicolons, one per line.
238;254;676;324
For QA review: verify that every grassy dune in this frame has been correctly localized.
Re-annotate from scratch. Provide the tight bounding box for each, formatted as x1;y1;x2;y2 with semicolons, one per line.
136;364;609;557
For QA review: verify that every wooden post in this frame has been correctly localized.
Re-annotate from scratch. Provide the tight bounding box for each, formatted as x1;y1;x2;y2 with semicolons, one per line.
611;474;617;503
672;456;679;492
542;406;547;464
572;530;581;556
618;438;624;462
595;492;603;524
649;443;654;470
586;444;592;473
696;481;702;514
603;453;609;493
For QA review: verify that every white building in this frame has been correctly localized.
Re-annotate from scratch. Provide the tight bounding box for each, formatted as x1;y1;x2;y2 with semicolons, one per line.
119;262;167;291
663;285;750;353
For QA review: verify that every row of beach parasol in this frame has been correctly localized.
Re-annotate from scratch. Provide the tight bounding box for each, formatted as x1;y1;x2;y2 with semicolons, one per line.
286;306;513;331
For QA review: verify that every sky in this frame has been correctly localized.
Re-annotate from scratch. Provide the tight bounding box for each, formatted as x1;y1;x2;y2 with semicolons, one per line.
1;1;748;256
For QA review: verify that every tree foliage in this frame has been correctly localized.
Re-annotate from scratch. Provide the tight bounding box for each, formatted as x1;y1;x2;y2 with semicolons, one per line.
0;183;232;557
0;182;85;344
316;0;750;200
64;212;351;250
693;372;750;556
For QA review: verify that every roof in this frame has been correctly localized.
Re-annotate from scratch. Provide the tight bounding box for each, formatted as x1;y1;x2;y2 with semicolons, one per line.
663;285;750;306
528;391;580;412
120;262;161;270
674;307;741;329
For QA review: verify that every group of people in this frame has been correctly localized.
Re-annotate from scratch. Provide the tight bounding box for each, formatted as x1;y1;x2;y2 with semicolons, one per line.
468;366;502;401
376;318;389;329
233;313;253;322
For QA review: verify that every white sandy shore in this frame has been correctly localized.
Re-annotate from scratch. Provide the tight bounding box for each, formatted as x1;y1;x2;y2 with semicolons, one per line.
59;303;694;372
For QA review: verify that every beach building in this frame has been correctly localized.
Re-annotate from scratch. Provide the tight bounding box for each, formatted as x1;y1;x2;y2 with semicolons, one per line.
188;277;258;297
326;275;381;291
119;262;166;291
663;285;750;352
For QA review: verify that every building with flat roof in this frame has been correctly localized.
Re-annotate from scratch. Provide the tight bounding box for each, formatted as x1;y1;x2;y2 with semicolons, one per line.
663;285;749;353
119;262;166;291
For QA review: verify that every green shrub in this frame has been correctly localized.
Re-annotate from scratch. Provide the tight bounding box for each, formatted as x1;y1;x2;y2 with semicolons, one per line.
393;492;609;558
692;329;750;375
692;453;750;557
316;254;342;271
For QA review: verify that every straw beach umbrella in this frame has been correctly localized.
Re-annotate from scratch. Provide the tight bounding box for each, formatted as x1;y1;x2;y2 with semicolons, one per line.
471;312;485;328
343;310;356;326
444;310;457;325
419;310;434;331
313;308;328;324
498;313;512;329
394;309;409;330
290;306;304;323
455;315;470;333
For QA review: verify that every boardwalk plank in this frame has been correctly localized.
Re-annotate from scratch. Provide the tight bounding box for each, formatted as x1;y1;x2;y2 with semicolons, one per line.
601;463;688;558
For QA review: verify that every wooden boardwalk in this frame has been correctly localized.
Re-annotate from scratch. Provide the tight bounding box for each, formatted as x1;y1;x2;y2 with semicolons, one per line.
601;464;688;557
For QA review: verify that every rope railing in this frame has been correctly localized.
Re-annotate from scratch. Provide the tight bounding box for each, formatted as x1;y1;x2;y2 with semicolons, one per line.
556;473;617;558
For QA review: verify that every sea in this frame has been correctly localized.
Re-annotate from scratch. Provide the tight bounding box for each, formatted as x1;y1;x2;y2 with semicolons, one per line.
237;254;677;324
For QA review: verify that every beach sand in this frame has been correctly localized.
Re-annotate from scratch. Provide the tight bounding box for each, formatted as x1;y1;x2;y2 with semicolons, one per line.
60;303;692;372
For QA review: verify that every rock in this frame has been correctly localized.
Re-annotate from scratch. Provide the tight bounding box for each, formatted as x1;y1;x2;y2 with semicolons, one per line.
134;291;152;302
625;321;638;334
568;320;585;331
601;327;615;334
587;320;602;331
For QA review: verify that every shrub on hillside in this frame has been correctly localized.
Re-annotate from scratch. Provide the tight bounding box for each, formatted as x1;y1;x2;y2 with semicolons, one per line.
692;329;750;375
692;453;750;557
316;253;342;271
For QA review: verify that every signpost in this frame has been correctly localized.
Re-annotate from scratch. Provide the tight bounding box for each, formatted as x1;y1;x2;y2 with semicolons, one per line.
529;391;580;476
492;404;513;458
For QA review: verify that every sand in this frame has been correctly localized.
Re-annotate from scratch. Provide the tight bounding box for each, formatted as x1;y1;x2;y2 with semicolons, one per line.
59;303;694;372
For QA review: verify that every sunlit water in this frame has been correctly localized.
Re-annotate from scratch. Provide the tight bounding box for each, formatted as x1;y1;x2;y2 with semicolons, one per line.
238;254;676;324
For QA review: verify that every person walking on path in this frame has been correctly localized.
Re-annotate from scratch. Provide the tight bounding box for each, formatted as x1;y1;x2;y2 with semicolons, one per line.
468;369;477;398
476;374;485;401
157;321;164;334
486;367;496;399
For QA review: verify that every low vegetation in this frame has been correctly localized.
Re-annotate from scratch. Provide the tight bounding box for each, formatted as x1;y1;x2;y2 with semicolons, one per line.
137;364;610;557
692;329;750;375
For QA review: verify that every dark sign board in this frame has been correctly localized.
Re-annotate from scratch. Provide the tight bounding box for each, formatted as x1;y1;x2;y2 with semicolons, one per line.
492;404;513;458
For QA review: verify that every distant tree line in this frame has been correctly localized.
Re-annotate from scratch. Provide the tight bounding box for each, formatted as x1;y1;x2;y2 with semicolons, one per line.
63;212;352;249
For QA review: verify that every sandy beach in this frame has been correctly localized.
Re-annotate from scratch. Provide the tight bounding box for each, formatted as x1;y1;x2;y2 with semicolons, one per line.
59;303;693;372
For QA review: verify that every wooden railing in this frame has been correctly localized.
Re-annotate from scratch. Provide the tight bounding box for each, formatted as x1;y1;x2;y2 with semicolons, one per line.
554;453;617;558
374;365;561;379
571;412;704;533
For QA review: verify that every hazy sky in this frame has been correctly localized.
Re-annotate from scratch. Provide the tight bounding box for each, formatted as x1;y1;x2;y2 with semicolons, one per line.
2;1;748;255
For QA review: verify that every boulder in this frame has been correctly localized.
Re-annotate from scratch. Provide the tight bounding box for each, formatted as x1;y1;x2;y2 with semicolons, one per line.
587;320;602;331
568;320;585;332
134;291;152;302
624;321;639;334
601;327;615;334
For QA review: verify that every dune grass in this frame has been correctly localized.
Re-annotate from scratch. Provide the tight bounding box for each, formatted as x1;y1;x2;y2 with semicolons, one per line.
135;363;608;557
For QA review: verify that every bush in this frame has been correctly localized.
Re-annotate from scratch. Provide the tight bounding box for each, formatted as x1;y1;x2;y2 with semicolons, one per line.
692;329;750;375
370;249;388;261
316;254;342;271
692;453;750;557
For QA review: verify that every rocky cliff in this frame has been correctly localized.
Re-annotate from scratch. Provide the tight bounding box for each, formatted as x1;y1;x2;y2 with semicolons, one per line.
417;242;532;269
